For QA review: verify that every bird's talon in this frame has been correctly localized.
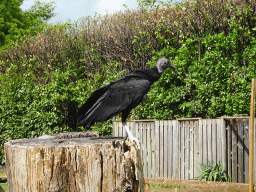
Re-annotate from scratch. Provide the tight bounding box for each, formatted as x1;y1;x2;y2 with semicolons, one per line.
130;138;140;149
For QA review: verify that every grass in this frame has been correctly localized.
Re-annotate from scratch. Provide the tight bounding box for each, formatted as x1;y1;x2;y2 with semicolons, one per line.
0;183;7;192
0;170;6;177
0;169;7;192
150;184;189;189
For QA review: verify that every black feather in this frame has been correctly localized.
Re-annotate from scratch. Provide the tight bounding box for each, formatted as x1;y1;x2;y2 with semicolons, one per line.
77;57;175;129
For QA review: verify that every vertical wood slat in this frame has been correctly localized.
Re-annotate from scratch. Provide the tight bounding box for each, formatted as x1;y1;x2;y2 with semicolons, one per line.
117;122;120;137
151;121;155;178
227;120;232;179
164;121;168;178
135;122;139;144
113;122;117;136
155;120;160;178
202;119;207;164
144;122;148;177
212;119;217;163
221;117;227;176
147;122;152;178
207;119;212;163
130;121;135;139
141;122;146;177
173;120;179;179
185;120;190;180
180;120;184;180
189;121;194;180
159;121;164;178
168;121;173;179
139;122;143;175
194;120;200;178
232;119;238;183
238;119;244;183
199;119;203;167
217;118;222;163
244;119;249;183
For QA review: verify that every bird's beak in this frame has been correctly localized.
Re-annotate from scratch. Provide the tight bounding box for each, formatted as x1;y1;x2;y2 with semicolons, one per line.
169;63;176;69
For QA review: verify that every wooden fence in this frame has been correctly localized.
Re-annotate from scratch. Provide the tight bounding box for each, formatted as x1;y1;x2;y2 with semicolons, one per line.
113;117;256;183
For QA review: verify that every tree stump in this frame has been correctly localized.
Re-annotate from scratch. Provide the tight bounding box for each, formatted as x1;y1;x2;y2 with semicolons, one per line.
4;131;144;192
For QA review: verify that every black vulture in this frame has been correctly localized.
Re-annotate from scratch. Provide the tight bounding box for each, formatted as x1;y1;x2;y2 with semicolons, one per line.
77;57;176;147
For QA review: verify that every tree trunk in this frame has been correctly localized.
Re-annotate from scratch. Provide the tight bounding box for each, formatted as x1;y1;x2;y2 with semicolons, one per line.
4;131;144;192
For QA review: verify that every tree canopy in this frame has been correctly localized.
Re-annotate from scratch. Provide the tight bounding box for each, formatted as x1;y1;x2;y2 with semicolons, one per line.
0;0;56;48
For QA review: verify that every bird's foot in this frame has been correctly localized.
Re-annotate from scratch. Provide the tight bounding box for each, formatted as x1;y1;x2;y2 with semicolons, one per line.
124;125;140;149
128;135;141;149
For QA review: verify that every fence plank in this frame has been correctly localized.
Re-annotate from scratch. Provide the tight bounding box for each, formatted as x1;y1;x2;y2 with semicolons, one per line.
117;122;120;137
180;120;185;180
238;119;244;183
194;120;200;178
147;122;152;178
244;120;249;183
143;122;147;177
173;120;179;179
135;121;139;143
199;119;203;167
159;121;164;178
130;121;135;139
202;119;207;164
232;119;238;183
227;120;232;179
221;117;227;175
155;121;160;178
189;121;194;180
164;121;168;178
185;120;190;180
212;119;217;163
167;121;173;179
139;122;143;173
151;121;155;178
217;119;222;163
114;122;117;136
207;119;212;163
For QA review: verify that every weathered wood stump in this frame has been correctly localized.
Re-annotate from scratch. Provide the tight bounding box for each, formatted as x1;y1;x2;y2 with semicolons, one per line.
4;131;144;192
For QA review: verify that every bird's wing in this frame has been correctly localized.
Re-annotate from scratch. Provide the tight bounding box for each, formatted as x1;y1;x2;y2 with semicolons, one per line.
77;85;110;119
78;78;151;127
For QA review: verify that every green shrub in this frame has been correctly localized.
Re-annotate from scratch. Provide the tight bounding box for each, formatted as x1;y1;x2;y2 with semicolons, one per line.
195;162;231;182
133;29;256;119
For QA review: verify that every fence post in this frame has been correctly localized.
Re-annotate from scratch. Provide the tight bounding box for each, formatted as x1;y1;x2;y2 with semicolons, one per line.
220;117;226;173
249;79;256;192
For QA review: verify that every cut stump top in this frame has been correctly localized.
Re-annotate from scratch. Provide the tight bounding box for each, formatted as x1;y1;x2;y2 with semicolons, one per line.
5;131;125;148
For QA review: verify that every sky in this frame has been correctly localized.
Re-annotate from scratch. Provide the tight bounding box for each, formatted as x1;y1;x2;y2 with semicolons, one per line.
20;0;139;24
20;0;181;24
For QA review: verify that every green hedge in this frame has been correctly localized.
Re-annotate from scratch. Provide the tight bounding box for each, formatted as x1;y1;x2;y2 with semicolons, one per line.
134;30;256;119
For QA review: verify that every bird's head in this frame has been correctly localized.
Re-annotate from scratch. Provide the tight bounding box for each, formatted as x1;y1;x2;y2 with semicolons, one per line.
155;57;176;73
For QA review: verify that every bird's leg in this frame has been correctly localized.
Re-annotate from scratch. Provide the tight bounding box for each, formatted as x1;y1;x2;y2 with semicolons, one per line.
123;122;140;149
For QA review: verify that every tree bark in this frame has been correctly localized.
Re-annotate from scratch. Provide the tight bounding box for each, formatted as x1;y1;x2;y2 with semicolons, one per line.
4;131;144;192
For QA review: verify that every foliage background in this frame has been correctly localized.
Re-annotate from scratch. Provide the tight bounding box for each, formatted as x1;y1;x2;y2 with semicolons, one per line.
0;0;256;163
